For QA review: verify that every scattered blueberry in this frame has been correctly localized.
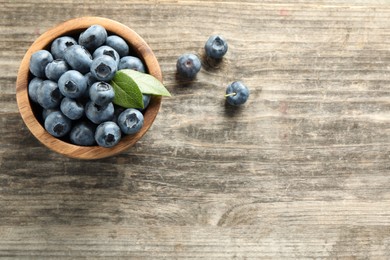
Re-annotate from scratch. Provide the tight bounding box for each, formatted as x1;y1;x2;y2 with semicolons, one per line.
106;35;129;57
93;45;120;66
117;108;144;135
28;77;43;103
118;56;146;73
205;35;228;59
44;111;72;137
89;82;115;107
45;59;69;81
85;101;114;124
176;53;201;78
29;50;53;78
50;36;77;59
58;70;87;99
37;80;63;109
70;121;96;146
225;81;249;106
64;45;93;74
90;55;117;81
94;121;121;148
78;25;107;52
60;97;84;120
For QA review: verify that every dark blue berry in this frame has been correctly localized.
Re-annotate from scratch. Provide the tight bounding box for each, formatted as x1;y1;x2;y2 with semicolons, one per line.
106;35;129;57
205;35;228;59
118;56;145;73
60;97;84;120
37;80;63;109
85;101;114;124
176;53;201;78
93;45;120;66
64;45;93;74
29;50;53;78
28;77;43;103
90;55;117;81
78;25;107;52
70;121;96;146
89;82;115;107
58;70;87;99
44;111;72;137
45;59;69;81
225;81;249;106
95;121;121;148
117;108;144;135
50;36;77;60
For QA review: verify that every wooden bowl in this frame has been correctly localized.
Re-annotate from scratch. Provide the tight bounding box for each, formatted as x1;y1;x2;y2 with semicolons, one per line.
16;17;162;159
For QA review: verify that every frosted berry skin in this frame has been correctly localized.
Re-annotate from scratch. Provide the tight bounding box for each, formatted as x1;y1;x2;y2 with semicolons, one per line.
89;82;115;107
60;97;84;120
90;55;117;82
94;121;121;148
225;81;250;106
106;35;129;57
85;101;114;125
64;45;93;74
28;77;43;103
58;70;87;99
37;80;63;109
45;59;69;81
50;36;77;60
78;25;107;52
205;35;228;59
44;111;72;138
118;56;146;73
176;53;201;78
70;121;96;146
29;50;53;78
117;108;144;135
92;45;120;66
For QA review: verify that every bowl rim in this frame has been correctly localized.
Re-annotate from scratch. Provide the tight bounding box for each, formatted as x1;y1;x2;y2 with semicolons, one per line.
16;16;163;160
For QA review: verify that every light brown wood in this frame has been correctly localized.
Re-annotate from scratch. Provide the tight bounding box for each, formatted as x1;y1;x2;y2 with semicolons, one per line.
2;0;390;259
16;17;163;160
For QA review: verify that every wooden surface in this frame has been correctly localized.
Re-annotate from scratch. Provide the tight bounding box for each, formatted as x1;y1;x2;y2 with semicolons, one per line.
1;0;390;258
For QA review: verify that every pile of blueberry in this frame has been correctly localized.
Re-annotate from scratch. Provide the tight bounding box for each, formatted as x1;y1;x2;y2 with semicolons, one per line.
28;24;150;148
176;35;250;106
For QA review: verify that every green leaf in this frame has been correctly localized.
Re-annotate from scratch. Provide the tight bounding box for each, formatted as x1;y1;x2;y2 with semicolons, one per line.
119;69;171;97
110;71;144;109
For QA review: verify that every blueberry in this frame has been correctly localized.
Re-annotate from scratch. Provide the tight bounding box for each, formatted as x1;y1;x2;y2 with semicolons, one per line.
64;45;93;74
106;35;129;57
94;121;121;148
118;56;145;73
37;80;63;109
85;101;114;124
45;59;69;81
82;72;98;99
60;97;84;120
93;45;120;66
225;81;249;106
117;108;144;135
28;77;43;103
89;82;115;107
78;25;107;52
90;55;117;81
58;70;87;99
205;35;228;59
70;121;96;146
176;53;201;78
50;36;77;60
137;94;151;112
29;50;53;78
42;108;59;121
44;111;72;137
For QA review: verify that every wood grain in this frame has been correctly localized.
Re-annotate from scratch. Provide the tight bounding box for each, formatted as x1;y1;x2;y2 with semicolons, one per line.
1;0;390;259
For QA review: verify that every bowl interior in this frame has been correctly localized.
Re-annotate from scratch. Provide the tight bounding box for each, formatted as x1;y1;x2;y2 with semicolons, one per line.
16;17;162;160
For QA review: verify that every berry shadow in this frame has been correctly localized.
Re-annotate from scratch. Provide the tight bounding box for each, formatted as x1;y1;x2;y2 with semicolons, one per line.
200;52;225;72
224;100;244;118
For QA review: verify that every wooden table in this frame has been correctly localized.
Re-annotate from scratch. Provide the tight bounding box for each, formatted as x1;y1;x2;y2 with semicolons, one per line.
1;0;390;258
